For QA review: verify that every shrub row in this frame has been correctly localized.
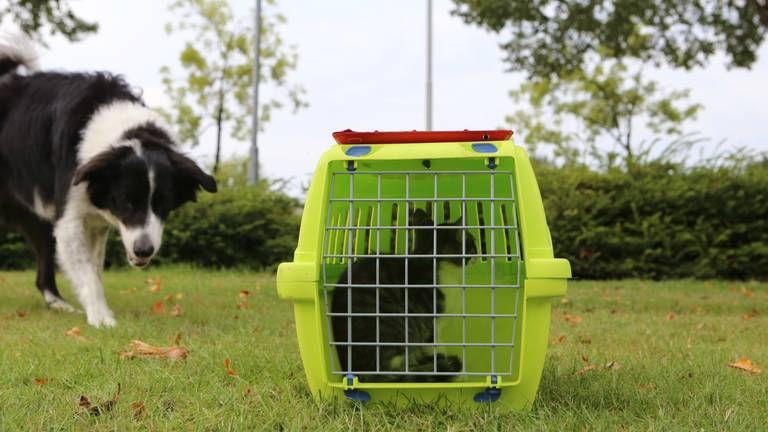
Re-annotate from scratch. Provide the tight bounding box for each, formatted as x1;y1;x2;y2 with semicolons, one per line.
537;160;768;279
2;161;766;279
0;184;301;271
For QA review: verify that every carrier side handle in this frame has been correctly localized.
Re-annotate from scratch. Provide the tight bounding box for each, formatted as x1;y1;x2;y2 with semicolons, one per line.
276;262;318;302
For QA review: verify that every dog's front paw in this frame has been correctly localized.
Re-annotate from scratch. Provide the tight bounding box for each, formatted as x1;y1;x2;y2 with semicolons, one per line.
86;308;117;328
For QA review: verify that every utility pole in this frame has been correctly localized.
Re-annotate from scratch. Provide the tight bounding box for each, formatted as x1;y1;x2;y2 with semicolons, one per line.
426;0;433;131
248;0;262;184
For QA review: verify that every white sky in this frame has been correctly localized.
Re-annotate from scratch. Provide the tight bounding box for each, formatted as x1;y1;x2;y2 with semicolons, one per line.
38;0;768;186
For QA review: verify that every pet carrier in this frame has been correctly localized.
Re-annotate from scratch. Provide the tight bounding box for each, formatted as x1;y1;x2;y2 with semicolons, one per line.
277;129;570;411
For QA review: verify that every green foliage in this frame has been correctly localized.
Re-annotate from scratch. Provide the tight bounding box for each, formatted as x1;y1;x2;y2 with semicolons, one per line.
537;159;768;279
508;62;702;167
0;183;301;271
160;0;307;173
452;0;768;79
0;0;98;43
0;229;32;270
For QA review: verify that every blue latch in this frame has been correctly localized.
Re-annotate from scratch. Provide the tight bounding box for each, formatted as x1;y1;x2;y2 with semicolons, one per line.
472;143;497;153
473;375;501;403
345;145;371;157
343;374;371;402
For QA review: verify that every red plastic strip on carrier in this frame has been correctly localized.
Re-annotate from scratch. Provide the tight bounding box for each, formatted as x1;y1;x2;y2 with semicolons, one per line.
332;129;513;145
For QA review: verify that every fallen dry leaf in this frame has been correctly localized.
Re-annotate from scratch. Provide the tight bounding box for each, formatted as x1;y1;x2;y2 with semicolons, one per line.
666;312;677;321
148;277;162;293
559;298;570;304
575;364;597;375
170;304;183;317
78;384;120;416
728;357;762;374
65;326;87;342
173;332;183;346
163;294;173;303
131;401;145;419
151;301;165;315
176;293;184;300
16;310;28;318
552;335;567;345
581;354;589;363
604;361;621;371
740;286;753;298
119;340;189;360
34;378;46;385
224;358;238;377
638;383;656;390
742;308;759;321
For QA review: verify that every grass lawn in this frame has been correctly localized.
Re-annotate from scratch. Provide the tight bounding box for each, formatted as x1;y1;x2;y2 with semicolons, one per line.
0;268;765;430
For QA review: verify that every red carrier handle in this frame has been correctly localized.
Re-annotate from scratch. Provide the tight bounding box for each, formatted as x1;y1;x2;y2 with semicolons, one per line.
332;129;513;145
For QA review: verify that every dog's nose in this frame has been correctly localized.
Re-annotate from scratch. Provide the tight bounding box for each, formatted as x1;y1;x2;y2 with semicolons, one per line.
133;236;155;258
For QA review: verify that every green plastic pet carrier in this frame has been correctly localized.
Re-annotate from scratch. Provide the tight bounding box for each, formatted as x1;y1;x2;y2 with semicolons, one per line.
277;129;570;411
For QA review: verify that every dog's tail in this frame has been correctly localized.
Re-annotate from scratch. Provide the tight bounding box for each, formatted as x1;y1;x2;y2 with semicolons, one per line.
0;33;39;77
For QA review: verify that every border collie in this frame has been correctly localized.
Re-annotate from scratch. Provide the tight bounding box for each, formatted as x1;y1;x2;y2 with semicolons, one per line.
0;36;217;327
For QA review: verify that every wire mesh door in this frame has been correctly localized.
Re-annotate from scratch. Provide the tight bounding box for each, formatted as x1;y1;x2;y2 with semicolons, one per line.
322;168;523;382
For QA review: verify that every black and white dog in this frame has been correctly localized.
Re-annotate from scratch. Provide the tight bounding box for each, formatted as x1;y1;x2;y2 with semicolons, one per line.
0;37;217;327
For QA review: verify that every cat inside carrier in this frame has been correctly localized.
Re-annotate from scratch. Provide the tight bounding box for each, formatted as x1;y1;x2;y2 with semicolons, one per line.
277;130;570;411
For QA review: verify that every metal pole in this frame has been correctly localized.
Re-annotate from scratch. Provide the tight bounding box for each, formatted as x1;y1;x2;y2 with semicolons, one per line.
248;0;262;184
426;0;433;131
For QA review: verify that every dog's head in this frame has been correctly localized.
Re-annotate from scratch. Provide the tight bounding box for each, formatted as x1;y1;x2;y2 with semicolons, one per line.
73;125;216;268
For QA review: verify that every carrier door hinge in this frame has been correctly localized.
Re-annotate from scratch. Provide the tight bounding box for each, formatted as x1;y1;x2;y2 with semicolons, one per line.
473;375;502;403
343;374;371;402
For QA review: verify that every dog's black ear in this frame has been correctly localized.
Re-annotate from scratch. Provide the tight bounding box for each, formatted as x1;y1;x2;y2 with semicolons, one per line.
73;147;132;186
168;151;217;204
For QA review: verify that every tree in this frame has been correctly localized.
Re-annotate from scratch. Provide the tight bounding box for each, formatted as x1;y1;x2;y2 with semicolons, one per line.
160;0;306;175
508;61;702;168
0;0;97;43
452;0;768;79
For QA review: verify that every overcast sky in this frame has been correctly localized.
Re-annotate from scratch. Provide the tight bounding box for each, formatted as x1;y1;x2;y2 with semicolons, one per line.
37;0;768;185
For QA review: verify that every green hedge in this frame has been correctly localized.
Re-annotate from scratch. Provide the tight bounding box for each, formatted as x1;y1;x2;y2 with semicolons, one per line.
2;162;767;280
1;184;301;270
536;161;768;280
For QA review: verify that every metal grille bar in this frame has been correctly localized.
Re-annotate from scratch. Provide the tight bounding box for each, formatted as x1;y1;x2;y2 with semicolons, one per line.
322;169;523;380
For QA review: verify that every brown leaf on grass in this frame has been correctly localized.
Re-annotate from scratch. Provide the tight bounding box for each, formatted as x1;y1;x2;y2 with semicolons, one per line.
728;357;762;374
65;326;87;342
666;312;677;321
575;364;597;375
638;383;656;390
604;361;621;371
170;304;183;317
131;401;145;419
175;293;184;300
559;298;570;305
34;378;46;385
740;286;753;298
224;358;238;377
78;384;120;416
742;308;759;321
552;335;566;345
16;310;28;318
151;301;165;315
163;294;173;303
148;277;161;293
119;340;189;360
578;336;592;345
173;333;183;346
581;354;589;363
